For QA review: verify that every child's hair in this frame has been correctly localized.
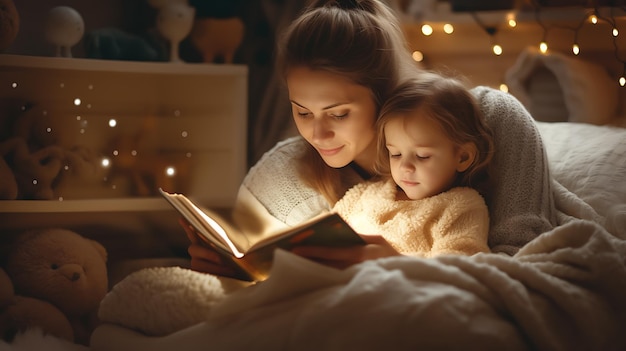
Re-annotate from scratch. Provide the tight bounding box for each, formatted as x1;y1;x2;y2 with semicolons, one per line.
375;72;495;198
275;0;417;205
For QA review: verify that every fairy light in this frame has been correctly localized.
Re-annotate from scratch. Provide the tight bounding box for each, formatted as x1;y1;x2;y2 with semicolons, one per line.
443;23;454;34
165;166;176;177
108;119;117;127
471;12;502;56
590;14;598;24
73;98;81;106
411;50;424;62
421;24;433;36
572;43;580;55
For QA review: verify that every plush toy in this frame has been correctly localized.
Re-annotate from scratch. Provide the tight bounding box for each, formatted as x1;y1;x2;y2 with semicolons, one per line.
3;228;109;345
0;0;19;52
0;267;75;343
98;266;246;336
189;16;244;64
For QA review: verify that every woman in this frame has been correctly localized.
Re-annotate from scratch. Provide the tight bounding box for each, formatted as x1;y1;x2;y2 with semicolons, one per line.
184;0;556;278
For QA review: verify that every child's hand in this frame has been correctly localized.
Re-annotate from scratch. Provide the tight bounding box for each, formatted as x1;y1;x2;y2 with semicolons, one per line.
290;234;400;269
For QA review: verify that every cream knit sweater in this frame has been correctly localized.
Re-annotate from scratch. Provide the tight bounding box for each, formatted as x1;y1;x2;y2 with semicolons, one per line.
234;86;556;255
332;179;490;257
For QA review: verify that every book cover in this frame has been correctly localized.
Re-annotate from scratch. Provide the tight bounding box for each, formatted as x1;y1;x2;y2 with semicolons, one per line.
159;189;365;281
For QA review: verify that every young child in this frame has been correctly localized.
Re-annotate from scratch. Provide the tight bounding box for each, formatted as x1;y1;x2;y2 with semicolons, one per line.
333;72;495;257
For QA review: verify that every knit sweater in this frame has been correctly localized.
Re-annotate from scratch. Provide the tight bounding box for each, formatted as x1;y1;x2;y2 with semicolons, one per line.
332;179;490;257
233;86;556;255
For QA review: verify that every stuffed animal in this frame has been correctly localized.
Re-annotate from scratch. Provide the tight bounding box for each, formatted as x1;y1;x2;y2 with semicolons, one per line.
0;267;75;343
98;266;245;336
2;228;109;345
0;0;19;52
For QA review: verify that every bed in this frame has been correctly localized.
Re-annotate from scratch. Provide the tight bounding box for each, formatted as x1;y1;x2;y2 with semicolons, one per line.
5;50;626;351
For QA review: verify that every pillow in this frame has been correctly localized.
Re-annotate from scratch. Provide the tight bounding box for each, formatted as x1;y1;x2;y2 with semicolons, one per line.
98;266;229;336
506;46;618;125
536;121;626;228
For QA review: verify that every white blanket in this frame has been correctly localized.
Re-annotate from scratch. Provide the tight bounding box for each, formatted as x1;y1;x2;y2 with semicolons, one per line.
92;219;626;351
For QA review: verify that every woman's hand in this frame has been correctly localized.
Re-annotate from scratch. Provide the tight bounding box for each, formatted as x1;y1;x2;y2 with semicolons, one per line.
179;218;238;277
290;234;401;269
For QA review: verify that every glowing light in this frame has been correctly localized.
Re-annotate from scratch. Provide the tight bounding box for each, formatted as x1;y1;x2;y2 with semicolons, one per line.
165;166;176;177
508;19;517;27
443;24;454;34
101;158;110;167
421;24;433;36
76;115;81;120
181;131;189;138
620;76;626;87
613;28;619;37
74;98;81;106
32;179;38;185
131;150;137;156
411;51;424;62
499;84;509;93
539;42;548;53
64;165;69;170
108;119;117;127
46;127;52;133
492;44;503;56
113;150;119;156
11;82;17;88
572;44;580;55
590;15;598;24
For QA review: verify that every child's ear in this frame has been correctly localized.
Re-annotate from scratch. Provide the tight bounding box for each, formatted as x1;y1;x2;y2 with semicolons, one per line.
456;142;477;172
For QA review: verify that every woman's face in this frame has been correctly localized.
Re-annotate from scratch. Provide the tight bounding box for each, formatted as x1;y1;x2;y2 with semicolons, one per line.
286;66;377;171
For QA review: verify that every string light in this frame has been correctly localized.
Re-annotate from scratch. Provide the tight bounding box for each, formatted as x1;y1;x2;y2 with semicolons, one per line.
471;12;502;56
421;24;433;36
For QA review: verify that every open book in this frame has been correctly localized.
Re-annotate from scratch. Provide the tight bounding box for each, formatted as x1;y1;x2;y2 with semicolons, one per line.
159;189;366;282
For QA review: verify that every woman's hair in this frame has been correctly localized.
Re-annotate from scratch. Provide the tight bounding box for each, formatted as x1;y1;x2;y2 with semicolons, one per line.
276;0;416;204
375;72;495;198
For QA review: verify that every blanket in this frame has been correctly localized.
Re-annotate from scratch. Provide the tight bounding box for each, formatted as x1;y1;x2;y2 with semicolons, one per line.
92;218;626;351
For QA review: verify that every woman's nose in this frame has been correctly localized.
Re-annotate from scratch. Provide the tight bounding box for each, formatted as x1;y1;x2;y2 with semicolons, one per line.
312;119;333;141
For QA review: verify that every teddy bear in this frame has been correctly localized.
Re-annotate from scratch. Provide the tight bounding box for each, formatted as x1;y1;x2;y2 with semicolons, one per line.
0;267;75;343
2;228;109;345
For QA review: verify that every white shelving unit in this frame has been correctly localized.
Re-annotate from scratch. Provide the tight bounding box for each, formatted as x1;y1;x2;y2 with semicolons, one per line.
0;55;247;240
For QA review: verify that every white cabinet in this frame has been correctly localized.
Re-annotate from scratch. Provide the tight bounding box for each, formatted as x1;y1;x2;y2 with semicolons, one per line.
0;55;247;248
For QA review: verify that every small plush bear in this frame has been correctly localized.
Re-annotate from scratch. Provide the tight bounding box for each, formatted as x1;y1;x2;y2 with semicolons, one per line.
3;228;108;345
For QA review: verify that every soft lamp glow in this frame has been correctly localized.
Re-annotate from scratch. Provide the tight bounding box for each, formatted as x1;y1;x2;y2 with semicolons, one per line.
165;166;176;177
590;15;598;24
443;24;454;34
499;84;509;93
74;98;81;106
108;119;117;127
572;44;580;55
539;42;548;53
101;158;110;167
620;76;625;87
613;28;619;37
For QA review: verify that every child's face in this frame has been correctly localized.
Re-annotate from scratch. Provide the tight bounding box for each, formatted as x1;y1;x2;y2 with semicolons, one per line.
384;113;466;200
286;66;378;171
